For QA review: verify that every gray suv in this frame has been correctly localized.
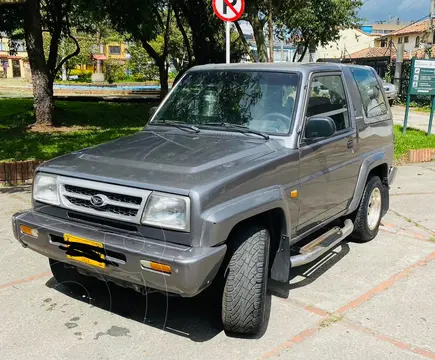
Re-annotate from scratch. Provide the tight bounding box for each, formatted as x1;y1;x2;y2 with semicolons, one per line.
12;63;396;335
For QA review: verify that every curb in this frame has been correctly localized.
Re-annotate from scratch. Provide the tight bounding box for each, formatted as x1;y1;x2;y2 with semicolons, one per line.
0;160;42;185
408;149;435;163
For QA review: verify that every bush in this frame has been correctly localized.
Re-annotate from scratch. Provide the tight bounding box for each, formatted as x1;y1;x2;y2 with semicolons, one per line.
105;62;127;84
68;69;92;82
168;71;177;81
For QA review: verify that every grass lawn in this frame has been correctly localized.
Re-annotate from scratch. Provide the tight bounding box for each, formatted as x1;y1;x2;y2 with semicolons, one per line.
0;98;156;161
394;125;435;159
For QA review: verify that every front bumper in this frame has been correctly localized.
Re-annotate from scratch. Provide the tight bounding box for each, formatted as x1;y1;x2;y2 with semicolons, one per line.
12;210;226;297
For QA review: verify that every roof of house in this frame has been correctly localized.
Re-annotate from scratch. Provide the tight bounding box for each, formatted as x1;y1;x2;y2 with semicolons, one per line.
92;54;107;61
346;46;411;60
347;47;393;59
0;54;23;60
389;19;429;36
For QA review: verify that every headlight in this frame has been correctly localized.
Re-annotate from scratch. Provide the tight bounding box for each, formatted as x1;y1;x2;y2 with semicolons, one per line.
33;173;59;205
141;193;190;231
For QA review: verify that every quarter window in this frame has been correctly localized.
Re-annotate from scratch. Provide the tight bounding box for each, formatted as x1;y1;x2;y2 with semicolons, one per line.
306;75;350;132
350;68;387;118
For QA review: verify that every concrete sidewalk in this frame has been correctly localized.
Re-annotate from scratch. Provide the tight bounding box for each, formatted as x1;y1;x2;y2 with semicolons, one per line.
1;164;435;360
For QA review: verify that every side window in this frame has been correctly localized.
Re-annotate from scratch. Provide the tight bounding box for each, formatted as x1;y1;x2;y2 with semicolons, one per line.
306;75;350;132
350;68;387;119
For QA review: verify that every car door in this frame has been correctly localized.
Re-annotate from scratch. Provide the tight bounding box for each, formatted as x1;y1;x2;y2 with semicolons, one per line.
297;72;359;234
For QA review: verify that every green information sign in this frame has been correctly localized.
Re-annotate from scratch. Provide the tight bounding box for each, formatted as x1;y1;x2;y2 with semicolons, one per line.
404;58;435;135
409;60;435;95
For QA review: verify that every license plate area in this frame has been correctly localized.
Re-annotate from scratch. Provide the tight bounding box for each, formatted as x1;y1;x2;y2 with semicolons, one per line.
64;234;106;269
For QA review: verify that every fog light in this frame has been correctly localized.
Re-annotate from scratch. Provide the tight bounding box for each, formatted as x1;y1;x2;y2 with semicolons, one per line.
140;260;171;274
20;225;39;238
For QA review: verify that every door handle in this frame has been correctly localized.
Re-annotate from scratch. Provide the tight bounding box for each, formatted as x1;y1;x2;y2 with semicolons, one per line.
347;139;354;149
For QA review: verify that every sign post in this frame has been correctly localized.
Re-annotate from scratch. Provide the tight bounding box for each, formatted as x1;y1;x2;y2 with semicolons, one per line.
404;58;435;135
212;0;245;64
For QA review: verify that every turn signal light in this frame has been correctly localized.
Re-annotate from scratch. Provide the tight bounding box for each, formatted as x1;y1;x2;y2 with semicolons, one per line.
140;260;172;274
20;225;38;237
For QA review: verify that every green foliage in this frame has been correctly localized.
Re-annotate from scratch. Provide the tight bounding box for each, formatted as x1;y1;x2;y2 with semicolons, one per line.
277;0;363;61
126;44;159;81
394;125;435;160
384;63;392;84
105;59;127;83
0;98;158;161
68;68;92;82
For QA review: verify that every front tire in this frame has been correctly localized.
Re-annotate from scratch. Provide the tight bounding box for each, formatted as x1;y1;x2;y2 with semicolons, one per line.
221;226;270;335
49;258;94;288
352;176;384;242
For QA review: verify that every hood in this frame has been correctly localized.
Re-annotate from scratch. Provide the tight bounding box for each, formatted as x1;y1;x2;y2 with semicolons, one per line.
39;130;278;194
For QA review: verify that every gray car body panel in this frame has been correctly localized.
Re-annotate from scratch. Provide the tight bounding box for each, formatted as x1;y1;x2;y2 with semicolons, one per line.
12;62;395;292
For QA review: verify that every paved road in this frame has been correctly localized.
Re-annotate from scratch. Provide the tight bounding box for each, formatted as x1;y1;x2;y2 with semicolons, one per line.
392;106;434;133
1;164;435;359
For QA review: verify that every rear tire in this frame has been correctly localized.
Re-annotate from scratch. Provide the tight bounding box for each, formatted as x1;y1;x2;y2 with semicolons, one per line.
221;226;270;335
351;176;384;242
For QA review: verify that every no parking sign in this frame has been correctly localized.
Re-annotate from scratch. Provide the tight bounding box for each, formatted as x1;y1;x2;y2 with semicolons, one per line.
212;0;245;22
212;0;245;63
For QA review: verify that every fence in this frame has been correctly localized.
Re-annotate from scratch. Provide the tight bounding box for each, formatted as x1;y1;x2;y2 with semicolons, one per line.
0;160;42;185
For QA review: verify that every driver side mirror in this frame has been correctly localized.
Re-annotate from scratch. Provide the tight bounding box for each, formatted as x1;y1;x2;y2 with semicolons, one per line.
149;106;158;120
305;116;336;139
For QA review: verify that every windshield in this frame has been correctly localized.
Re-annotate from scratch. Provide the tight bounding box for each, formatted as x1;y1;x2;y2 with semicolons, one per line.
152;70;300;135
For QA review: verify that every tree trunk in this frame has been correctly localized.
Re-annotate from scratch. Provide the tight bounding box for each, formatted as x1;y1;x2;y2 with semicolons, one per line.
250;17;268;62
298;44;308;62
32;73;55;125
235;21;255;62
23;0;55;126
159;63;169;99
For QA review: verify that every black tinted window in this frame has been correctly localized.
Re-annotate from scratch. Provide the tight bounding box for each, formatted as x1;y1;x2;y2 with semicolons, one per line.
153;71;300;134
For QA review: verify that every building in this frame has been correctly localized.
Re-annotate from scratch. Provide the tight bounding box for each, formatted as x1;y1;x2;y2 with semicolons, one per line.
0;35;30;79
315;28;375;61
78;41;129;73
360;21;410;36
375;19;431;54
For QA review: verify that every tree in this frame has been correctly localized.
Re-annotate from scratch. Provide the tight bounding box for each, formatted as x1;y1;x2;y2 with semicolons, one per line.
278;0;362;62
89;0;170;98
0;0;82;126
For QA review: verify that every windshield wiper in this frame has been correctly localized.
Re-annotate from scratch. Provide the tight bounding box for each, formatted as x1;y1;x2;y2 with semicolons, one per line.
150;121;200;133
201;122;269;140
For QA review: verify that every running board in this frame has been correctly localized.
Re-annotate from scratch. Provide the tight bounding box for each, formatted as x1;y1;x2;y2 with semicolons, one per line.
290;219;354;267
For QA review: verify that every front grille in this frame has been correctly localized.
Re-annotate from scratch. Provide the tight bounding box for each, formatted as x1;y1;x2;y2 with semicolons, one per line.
64;185;141;205
65;196;138;217
58;177;151;224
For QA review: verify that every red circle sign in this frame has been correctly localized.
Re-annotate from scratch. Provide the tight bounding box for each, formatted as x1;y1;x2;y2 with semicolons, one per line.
212;0;245;22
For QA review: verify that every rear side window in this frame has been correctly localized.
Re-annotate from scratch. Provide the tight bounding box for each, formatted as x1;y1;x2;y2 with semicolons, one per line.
351;68;387;118
307;74;350;132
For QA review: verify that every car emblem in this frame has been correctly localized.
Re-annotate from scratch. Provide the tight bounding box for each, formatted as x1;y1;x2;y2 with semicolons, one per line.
90;194;106;207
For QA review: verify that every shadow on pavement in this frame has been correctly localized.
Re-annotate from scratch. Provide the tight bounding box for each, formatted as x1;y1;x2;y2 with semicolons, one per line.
269;243;351;299
45;242;350;342
46;276;223;342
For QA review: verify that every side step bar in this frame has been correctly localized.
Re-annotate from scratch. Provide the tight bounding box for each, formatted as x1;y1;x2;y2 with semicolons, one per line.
290;219;354;267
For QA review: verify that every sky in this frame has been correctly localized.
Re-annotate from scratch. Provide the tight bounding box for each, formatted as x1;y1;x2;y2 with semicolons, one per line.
359;0;430;23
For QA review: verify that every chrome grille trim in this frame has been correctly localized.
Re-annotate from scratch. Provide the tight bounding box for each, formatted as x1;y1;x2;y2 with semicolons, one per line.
57;176;151;223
